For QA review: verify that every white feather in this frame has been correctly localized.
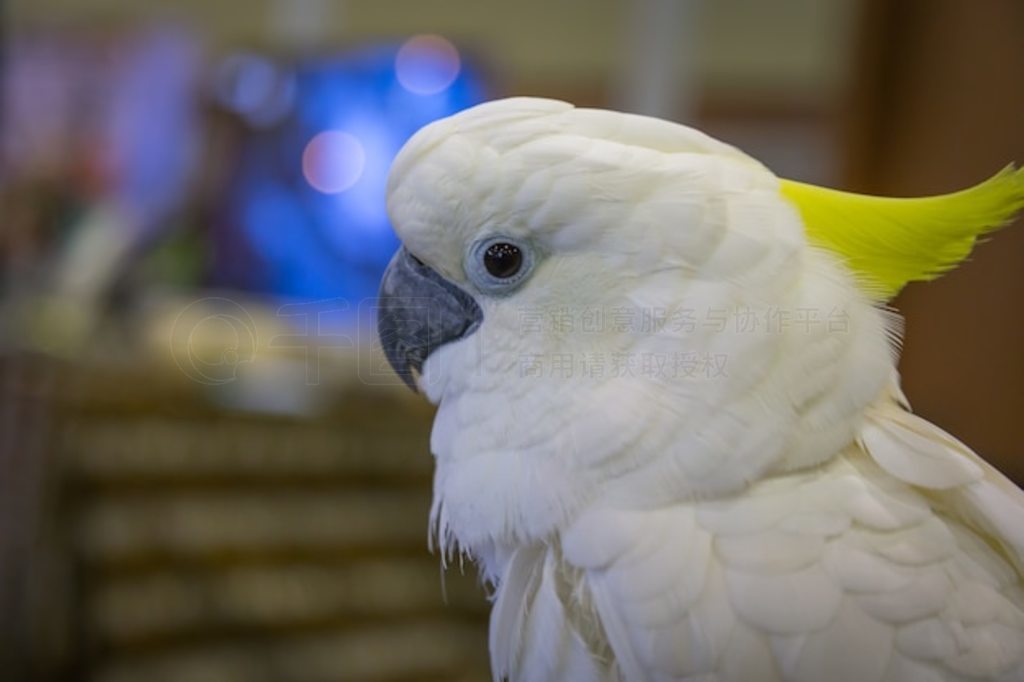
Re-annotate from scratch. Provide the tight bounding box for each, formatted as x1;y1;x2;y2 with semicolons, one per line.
793;598;894;682
821;541;916;593
895;619;961;661
720;624;783;682
814;470;931;531
856;566;953;623
715;529;824;573
882;656;946;682
489;546;541;681
726;563;843;634
945;623;1024;678
959;479;1024;571
849;517;958;566
383;97;1024;681
860;410;983;489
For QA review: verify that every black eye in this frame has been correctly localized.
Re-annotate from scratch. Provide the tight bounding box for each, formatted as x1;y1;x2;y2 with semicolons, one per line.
466;236;535;294
483;242;523;279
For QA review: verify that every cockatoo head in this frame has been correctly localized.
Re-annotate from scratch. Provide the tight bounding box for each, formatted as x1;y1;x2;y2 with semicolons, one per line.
378;97;1024;549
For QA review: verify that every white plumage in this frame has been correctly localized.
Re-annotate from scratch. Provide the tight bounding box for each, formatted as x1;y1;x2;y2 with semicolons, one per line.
384;98;1024;681
492;425;1024;681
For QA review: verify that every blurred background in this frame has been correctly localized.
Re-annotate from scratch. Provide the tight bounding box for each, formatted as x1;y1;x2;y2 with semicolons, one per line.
1;1;1021;680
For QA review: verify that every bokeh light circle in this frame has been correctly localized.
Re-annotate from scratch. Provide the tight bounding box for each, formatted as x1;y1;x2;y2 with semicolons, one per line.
302;130;366;194
214;53;296;128
395;35;461;95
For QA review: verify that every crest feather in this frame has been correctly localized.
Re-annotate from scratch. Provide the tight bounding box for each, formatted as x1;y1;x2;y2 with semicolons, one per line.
780;165;1024;300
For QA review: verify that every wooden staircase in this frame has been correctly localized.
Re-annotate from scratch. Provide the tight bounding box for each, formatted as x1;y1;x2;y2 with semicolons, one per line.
5;358;491;682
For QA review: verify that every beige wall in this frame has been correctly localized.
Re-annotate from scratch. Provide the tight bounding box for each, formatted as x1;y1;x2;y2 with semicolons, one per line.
8;0;858;103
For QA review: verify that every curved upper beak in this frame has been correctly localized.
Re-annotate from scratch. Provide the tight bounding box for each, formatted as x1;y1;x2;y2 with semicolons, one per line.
377;247;483;391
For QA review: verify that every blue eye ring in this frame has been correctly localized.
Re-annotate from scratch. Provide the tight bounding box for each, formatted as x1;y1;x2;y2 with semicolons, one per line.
465;235;535;295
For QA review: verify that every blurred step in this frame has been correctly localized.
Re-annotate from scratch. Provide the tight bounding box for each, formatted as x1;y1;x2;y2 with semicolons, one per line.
62;416;434;487
75;490;435;562
39;363;493;682
88;560;488;647
92;621;490;682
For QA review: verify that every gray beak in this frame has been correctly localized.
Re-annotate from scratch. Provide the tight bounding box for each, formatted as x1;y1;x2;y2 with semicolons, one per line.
377;247;483;391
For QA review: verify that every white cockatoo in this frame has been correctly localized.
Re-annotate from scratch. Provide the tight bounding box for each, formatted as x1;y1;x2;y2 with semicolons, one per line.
377;98;1024;682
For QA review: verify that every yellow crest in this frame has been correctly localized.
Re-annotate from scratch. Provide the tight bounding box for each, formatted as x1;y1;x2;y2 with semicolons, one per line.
780;166;1024;300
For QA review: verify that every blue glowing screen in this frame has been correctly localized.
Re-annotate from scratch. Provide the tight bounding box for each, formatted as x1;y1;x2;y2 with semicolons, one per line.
215;41;487;303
